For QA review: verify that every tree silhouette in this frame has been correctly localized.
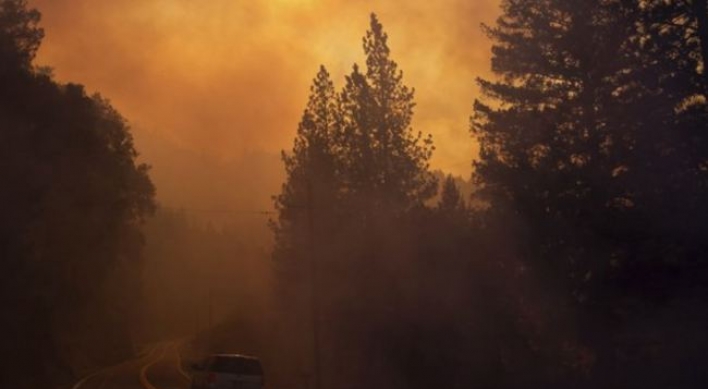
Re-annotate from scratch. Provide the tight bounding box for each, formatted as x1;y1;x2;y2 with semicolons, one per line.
473;0;708;386
339;14;436;218
272;65;339;267
272;14;444;389
271;66;342;385
437;175;465;214
0;1;154;387
0;0;42;73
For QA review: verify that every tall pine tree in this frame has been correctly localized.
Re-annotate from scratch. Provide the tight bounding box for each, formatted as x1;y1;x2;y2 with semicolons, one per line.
473;0;708;385
339;14;436;218
473;0;645;298
272;65;339;275
272;15;439;389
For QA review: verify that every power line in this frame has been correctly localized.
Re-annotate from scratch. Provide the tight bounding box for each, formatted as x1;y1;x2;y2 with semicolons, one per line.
159;205;276;216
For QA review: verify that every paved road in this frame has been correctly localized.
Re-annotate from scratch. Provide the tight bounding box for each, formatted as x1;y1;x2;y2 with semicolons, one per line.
72;343;191;389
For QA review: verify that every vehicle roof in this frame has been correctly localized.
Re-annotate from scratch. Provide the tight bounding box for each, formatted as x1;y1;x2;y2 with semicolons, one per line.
210;353;260;360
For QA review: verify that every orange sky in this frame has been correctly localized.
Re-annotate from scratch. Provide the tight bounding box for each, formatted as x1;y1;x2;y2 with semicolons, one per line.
29;0;500;212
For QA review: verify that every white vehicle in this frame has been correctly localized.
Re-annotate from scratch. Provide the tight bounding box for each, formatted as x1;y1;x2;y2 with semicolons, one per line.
191;354;265;389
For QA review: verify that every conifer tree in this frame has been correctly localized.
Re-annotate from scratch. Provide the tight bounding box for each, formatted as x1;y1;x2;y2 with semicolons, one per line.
272;65;339;273
473;0;708;385
472;0;643;293
635;0;708;237
437;175;465;214
339;14;436;216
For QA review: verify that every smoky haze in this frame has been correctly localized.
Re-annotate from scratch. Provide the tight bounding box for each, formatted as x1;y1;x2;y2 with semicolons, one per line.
25;5;501;340
5;0;708;388
30;0;499;192
22;2;501;384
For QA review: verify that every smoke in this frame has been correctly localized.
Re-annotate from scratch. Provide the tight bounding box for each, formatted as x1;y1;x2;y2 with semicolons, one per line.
30;0;500;188
26;4;504;346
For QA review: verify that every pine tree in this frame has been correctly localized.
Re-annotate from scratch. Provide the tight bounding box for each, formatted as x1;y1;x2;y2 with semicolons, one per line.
473;0;708;385
640;0;708;93
635;0;708;237
339;14;436;217
471;1;643;383
271;65;345;389
272;65;339;267
472;0;644;294
437;175;465;214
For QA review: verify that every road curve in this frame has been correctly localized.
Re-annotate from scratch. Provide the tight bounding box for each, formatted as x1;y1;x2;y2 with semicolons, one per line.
72;343;191;389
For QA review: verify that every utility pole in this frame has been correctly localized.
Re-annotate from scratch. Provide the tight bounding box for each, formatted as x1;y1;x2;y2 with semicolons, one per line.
195;285;200;337
307;179;322;389
208;285;213;350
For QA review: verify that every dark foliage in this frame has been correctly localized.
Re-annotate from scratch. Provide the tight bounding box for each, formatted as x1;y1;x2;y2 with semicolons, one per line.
269;2;708;389
0;1;154;387
269;14;521;389
473;0;708;386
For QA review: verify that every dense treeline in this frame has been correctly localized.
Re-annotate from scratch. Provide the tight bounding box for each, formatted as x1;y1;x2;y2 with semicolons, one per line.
0;1;154;387
273;4;708;388
2;0;708;387
272;14;496;389
474;0;708;386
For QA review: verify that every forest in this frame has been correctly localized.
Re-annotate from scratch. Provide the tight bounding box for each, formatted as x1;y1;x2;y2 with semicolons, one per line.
1;0;708;388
